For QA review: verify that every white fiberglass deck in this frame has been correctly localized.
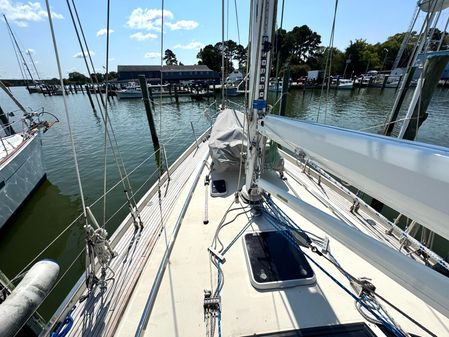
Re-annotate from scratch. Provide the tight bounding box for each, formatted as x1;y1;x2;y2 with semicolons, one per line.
115;151;449;337
0;134;24;164
63;139;209;337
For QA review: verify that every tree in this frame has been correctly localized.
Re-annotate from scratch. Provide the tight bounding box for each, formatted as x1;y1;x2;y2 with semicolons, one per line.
235;44;248;70
306;47;345;75
287;25;321;64
90;72;104;82
344;39;380;75
197;44;232;75
68;71;89;83
107;71;118;80
164;49;178;65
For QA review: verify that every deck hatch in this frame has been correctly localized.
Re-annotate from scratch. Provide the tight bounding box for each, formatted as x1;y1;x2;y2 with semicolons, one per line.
243;231;315;290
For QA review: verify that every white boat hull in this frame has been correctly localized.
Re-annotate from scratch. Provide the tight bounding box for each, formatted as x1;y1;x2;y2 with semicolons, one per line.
0;134;46;229
116;90;142;99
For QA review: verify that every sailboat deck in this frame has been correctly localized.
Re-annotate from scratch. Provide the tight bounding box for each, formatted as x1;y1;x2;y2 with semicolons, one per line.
114;151;449;337
63;138;209;337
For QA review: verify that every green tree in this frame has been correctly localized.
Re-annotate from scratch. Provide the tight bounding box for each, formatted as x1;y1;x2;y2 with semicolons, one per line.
289;64;310;79
235;44;247;70
197;44;232;75
308;47;346;75
107;71;118;80
90;73;104;82
68;71;89;83
287;25;321;63
344;39;380;75
164;49;178;65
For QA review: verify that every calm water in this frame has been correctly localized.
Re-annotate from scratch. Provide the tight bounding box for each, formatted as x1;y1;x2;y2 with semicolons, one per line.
0;86;448;318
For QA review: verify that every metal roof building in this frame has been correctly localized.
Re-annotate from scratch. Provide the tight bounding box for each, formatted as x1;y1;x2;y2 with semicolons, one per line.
117;65;219;83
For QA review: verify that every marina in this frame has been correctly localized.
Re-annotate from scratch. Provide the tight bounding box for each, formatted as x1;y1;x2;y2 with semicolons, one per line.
1;0;449;336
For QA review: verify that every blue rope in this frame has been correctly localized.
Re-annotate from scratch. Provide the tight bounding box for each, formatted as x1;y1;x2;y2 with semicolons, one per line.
260;200;407;337
50;311;74;337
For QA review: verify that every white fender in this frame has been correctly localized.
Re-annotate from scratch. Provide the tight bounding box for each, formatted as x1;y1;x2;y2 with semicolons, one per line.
0;260;59;337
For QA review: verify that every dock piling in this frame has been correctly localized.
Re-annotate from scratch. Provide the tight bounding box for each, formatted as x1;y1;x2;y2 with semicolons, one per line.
85;85;96;112
138;75;161;171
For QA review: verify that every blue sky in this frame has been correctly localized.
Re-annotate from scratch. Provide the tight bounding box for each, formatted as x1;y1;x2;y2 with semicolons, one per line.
0;0;442;79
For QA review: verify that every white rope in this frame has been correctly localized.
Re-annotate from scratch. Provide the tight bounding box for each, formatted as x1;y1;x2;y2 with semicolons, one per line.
44;0;87;218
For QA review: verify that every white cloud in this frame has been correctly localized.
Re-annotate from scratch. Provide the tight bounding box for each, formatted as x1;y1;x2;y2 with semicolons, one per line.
127;8;173;31
173;41;204;50
25;48;35;55
144;52;161;59
96;28;114;37
73;50;95;58
166;20;198;31
0;0;63;27
130;32;157;41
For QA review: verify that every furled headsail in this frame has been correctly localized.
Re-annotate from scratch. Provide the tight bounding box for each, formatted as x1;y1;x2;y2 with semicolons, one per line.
259;115;449;241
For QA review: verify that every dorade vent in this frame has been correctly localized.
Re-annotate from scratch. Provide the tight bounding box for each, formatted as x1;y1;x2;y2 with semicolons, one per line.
243;231;315;290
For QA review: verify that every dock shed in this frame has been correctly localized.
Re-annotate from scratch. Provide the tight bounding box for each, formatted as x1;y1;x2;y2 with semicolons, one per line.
117;65;219;84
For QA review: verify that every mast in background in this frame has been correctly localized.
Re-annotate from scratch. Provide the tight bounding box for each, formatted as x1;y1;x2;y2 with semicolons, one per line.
3;15;35;89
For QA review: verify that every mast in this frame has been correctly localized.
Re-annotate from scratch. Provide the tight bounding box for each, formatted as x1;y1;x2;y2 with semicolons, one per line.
243;0;278;199
27;50;42;83
3;15;35;85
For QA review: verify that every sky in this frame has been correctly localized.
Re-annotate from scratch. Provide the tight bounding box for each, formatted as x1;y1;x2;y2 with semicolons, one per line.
0;0;445;79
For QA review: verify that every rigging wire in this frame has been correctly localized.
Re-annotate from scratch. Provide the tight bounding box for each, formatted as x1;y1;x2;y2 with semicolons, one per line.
103;0;111;227
274;0;286;109
316;0;339;123
413;0;442;141
262;194;409;337
221;0;225;107
4;17;28;84
44;0;87;219
6;26;27;84
66;0;142;227
233;0;241;45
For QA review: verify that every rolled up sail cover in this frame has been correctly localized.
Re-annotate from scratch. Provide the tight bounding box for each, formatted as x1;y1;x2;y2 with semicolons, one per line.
209;108;247;170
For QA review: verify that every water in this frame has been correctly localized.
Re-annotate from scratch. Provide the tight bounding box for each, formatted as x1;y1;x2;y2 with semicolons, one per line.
0;86;448;319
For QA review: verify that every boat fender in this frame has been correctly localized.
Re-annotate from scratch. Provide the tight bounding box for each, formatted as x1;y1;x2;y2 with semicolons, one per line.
0;259;59;337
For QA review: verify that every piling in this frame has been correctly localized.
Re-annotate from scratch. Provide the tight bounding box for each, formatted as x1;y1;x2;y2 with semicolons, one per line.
138;75;161;171
85;85;96;112
381;75;389;90
148;86;154;105
174;85;179;104
96;87;106;108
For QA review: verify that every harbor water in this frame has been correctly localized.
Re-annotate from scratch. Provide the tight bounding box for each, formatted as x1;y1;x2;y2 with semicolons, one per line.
0;86;448;318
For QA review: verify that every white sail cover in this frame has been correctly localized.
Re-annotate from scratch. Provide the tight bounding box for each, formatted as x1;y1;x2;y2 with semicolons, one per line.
259;115;449;240
209;109;246;171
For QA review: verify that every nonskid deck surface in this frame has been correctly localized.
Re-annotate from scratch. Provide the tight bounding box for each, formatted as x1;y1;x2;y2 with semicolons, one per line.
66;141;209;337
115;152;449;337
